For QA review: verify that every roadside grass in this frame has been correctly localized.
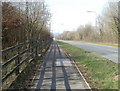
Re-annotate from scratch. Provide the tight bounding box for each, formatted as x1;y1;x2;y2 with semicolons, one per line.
57;41;118;89
65;40;119;47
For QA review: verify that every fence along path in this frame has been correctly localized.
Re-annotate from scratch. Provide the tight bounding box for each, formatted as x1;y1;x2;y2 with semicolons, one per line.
2;38;52;89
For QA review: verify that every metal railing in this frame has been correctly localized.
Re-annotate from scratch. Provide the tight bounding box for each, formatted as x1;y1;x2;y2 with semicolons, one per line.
1;38;53;89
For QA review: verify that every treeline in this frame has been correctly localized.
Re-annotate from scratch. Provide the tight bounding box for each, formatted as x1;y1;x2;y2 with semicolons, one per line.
57;2;119;44
2;1;52;49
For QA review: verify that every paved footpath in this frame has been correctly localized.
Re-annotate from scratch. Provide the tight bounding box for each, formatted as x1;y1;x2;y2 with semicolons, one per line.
35;41;90;90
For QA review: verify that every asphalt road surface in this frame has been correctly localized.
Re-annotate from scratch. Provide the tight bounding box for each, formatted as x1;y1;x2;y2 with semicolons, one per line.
60;40;119;63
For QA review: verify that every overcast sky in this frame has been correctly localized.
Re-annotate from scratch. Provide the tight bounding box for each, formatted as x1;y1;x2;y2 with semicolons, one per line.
45;0;108;34
4;0;118;34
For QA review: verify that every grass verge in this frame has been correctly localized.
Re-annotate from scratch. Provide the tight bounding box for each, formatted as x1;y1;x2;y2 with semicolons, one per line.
57;41;118;89
66;40;119;47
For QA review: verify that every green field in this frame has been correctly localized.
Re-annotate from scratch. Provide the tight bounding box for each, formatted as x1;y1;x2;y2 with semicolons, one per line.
57;41;118;89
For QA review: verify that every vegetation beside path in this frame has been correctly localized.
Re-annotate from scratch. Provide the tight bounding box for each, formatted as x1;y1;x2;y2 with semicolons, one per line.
57;41;118;89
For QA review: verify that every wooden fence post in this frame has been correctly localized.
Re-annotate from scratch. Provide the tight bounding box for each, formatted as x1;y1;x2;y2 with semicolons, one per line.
31;41;34;58
35;40;38;58
16;42;20;75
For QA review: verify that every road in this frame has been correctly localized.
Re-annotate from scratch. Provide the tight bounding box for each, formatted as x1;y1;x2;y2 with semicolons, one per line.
35;41;90;90
60;40;119;63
